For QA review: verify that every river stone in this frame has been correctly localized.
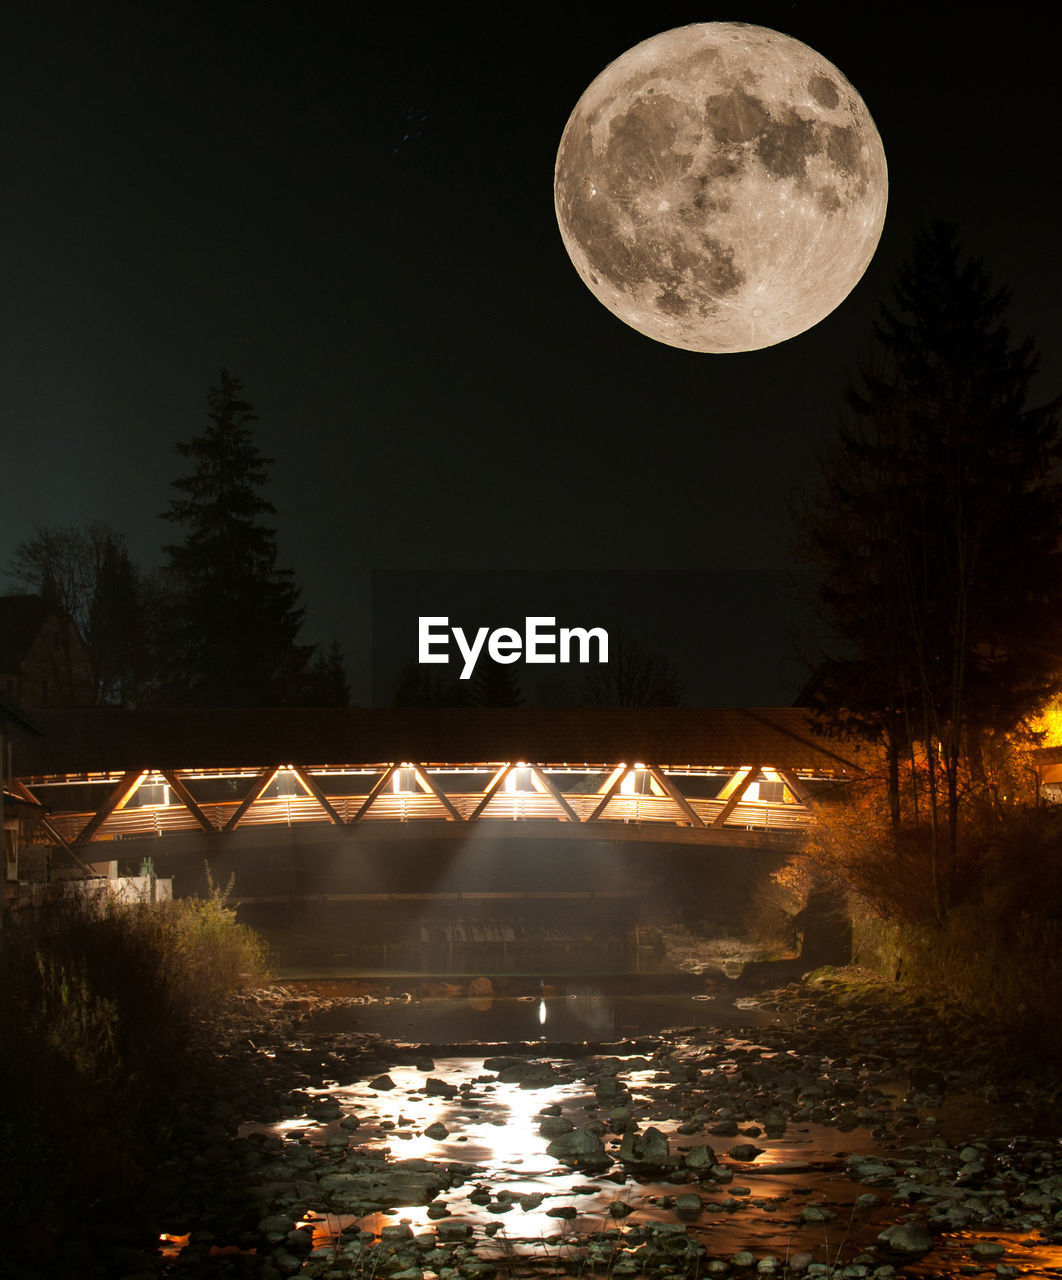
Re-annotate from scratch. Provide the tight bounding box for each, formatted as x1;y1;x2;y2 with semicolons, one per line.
425;1078;458;1098
539;1116;574;1138
970;1242;1005;1261
546;1126;608;1165
675;1193;702;1219
369;1074;396;1091
258;1214;297;1239
547;1205;578;1218
325;1162;447;1208
311;1100;343;1120
619;1126;670;1166
497;1060;557;1087
728;1143;765;1162
877;1223;933;1255
436;1222;473;1242
684;1144;718;1172
424;1122;449;1140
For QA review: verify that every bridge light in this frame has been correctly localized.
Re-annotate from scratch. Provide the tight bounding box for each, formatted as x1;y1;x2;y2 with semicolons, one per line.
393;767;419;794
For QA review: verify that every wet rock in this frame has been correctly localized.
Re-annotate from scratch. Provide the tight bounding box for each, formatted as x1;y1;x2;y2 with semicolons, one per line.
877;1222;933;1255
258;1213;297;1239
728;1143;765;1162
424;1122;449;1139
436;1222;473;1242
970;1241;1006;1261
539;1115;574;1138
619;1125;670;1166
370;1073;396;1090
684;1143;718;1173
675;1192;702;1219
496;1060;558;1088
546;1125;609;1166
547;1205;578;1218
425;1077;458;1098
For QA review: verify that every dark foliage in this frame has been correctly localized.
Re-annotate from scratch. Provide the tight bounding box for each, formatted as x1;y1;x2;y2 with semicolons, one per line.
799;223;1062;914
161;371;310;706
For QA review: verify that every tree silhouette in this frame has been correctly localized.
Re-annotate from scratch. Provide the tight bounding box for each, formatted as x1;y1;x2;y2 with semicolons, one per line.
161;371;309;706
800;223;1062;916
6;522;158;704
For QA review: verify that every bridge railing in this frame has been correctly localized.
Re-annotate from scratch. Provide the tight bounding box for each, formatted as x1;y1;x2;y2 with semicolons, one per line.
38;789;814;845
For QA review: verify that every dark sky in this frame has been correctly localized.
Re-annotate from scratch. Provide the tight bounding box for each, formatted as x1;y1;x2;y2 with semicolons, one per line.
3;3;1060;704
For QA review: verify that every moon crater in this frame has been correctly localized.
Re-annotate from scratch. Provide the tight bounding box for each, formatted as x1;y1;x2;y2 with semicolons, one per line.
554;23;888;353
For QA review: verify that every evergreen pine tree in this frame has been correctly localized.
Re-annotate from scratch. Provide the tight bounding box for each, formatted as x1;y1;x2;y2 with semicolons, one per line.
801;223;1062;914
161;370;308;706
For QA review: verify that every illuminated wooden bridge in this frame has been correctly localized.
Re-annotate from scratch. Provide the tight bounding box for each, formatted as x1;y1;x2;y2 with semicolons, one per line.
8;707;860;865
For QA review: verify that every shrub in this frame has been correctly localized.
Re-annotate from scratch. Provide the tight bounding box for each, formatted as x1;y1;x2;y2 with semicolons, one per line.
0;870;271;1255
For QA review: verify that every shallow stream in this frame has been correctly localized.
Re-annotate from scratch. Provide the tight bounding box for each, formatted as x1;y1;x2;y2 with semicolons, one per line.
235;987;1062;1277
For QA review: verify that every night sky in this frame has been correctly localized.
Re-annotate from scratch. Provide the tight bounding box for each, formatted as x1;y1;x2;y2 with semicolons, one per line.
3;4;1060;705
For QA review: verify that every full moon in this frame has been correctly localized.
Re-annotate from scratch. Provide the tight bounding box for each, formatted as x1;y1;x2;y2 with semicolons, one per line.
554;23;887;353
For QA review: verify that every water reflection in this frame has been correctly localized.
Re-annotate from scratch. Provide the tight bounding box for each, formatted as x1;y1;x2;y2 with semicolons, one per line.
243;1047;1062;1277
302;984;771;1044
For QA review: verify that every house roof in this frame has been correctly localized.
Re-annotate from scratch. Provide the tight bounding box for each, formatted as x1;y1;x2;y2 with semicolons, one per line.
0;594;55;671
8;706;864;776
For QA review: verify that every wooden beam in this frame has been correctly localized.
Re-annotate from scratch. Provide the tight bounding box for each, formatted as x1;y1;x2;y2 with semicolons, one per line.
710;766;759;829
350;764;397;824
75;770;145;846
647;766;705;827
291;765;345;827
35;815;97;876
223;766;278;833
776;769;812;805
413;765;464;822
469;764;512;821
588;765;628;821
162;770;218;832
530;765;580;822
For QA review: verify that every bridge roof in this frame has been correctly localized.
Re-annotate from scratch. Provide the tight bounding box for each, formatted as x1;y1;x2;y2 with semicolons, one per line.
10;706;861;776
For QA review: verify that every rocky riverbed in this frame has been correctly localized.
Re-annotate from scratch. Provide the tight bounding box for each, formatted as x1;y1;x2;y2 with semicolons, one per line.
84;974;1062;1280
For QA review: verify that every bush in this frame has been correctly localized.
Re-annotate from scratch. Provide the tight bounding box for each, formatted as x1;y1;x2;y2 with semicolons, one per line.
0;871;271;1256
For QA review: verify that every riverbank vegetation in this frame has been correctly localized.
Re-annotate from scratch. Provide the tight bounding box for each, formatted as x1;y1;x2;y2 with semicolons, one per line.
795;223;1062;1067
0;875;271;1263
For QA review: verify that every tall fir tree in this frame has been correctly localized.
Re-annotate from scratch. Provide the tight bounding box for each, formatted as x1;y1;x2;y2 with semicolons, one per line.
800;223;1062;916
161;371;309;706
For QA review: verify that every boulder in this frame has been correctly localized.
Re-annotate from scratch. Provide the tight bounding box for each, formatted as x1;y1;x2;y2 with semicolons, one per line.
877;1222;933;1256
619;1126;670;1167
728;1143;764;1162
546;1126;609;1166
684;1144;718;1173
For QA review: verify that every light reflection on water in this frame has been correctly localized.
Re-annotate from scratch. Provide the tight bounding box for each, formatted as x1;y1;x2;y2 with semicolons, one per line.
303;989;772;1044
245;1055;1062;1277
